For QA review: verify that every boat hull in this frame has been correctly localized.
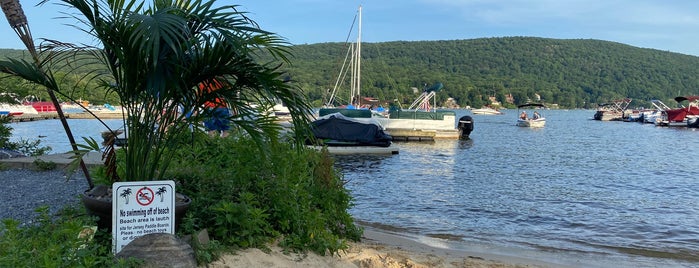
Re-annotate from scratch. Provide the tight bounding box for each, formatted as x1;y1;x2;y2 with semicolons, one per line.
516;118;546;128
471;108;503;115
307;145;399;155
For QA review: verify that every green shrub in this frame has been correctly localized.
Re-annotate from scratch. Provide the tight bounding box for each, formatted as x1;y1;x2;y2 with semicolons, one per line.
169;133;362;256
0;206;140;267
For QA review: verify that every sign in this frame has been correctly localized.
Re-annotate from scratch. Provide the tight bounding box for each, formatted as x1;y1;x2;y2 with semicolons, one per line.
112;181;175;254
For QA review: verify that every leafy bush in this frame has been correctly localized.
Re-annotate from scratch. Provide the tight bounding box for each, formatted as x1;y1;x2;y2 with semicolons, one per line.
0;206;140;267
169;133;362;256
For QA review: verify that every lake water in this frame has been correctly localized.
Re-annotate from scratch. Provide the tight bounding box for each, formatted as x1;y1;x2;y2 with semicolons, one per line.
8;110;699;267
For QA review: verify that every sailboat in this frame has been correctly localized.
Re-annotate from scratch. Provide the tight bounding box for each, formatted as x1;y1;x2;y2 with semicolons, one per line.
308;6;398;154
318;6;468;141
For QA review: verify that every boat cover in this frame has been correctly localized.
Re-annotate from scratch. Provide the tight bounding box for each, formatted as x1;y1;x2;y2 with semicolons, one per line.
310;113;392;147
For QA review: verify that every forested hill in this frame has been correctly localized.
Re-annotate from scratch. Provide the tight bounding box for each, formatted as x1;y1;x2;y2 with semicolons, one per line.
2;37;699;109
283;37;699;109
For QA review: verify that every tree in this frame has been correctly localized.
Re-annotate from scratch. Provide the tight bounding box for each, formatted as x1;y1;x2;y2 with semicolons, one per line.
4;0;314;184
120;188;132;204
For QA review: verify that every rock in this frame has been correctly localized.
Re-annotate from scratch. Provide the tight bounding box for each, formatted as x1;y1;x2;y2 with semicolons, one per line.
0;148;24;159
183;228;210;248
116;233;196;268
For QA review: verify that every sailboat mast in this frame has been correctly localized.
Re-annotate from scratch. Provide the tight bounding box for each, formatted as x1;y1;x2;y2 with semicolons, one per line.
355;5;362;107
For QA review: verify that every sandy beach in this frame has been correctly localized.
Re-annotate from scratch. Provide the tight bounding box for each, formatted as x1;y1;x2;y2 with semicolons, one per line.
206;227;560;268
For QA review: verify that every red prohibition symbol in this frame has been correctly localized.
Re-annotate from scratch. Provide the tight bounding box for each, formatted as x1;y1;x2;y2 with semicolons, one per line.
136;187;155;206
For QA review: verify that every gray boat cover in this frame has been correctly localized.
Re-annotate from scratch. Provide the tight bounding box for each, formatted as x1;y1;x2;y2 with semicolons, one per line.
310;113;392;147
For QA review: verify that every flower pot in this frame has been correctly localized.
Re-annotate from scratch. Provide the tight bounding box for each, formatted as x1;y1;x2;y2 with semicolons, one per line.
81;185;191;230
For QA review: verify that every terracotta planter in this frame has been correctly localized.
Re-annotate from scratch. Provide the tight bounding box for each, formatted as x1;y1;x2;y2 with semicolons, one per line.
81;185;191;230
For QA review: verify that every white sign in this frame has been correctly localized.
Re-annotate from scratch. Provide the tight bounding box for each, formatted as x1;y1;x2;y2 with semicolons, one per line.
112;180;175;254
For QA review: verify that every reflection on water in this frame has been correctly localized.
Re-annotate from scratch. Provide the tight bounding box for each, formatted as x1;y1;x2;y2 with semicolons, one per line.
339;109;699;266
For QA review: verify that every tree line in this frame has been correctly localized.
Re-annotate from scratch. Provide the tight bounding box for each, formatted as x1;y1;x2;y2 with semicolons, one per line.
3;37;699;109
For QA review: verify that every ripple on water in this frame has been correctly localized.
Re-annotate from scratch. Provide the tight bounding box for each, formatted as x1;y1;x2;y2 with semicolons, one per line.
342;110;699;265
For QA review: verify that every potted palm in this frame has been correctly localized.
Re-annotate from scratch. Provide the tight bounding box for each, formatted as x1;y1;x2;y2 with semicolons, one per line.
0;0;313;229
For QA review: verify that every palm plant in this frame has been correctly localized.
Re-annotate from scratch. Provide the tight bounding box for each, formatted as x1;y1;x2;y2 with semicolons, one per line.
4;0;313;185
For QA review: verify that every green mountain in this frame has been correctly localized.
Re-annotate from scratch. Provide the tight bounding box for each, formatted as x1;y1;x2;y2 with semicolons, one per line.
3;37;699;109
281;37;699;109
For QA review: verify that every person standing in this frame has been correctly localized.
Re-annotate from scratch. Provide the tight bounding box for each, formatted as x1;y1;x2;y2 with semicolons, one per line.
200;80;231;137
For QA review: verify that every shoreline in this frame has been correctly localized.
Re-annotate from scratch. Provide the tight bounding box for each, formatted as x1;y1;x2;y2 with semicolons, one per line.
207;225;688;268
207;226;555;268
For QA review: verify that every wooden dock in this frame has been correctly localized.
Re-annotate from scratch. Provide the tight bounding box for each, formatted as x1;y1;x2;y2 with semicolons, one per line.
387;128;460;141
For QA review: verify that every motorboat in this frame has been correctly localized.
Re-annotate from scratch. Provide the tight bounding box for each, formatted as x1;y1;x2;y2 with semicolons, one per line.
516;103;546;128
471;107;503;115
307;112;398;155
655;96;699;127
641;100;672;124
0;93;40;116
593;98;631;121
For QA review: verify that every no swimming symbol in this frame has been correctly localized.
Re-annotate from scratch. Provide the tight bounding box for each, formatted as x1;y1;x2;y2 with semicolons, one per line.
136;187;154;206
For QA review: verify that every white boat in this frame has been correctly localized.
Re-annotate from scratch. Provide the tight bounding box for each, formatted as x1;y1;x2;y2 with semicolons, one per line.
593;98;631;121
471;107;503;115
516;103;546;128
0;93;39;116
317;6;468;141
0;103;38;116
641;99;671;124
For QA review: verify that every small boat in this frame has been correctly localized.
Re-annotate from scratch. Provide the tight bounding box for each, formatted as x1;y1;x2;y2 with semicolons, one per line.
516;103;546;128
0;110;23;116
471;107;503;115
593;98;631;121
0;104;39;116
640;99;672;124
1;93;40;116
307;112;397;155
655;96;699;127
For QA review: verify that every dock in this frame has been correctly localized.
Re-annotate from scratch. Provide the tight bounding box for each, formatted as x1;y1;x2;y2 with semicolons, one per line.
387;128;460;141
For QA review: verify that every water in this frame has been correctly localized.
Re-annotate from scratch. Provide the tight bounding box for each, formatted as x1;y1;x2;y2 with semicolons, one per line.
336;110;699;267
8;110;699;267
9;119;124;153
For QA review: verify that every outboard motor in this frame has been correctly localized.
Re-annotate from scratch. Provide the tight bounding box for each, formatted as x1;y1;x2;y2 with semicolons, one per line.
458;115;474;139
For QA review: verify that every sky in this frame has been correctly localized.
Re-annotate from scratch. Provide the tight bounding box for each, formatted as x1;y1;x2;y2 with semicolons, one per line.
2;1;699;56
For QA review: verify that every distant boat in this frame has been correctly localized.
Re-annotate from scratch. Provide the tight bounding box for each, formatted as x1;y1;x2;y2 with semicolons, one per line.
471;107;503;115
1;93;40;116
655;96;699;127
516;103;546;128
593;98;631;121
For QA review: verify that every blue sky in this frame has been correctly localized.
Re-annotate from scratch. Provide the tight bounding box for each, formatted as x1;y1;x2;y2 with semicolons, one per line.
2;1;699;56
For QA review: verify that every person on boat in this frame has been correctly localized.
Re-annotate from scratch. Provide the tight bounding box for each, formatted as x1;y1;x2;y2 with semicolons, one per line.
520;111;528;120
532;111;541;120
